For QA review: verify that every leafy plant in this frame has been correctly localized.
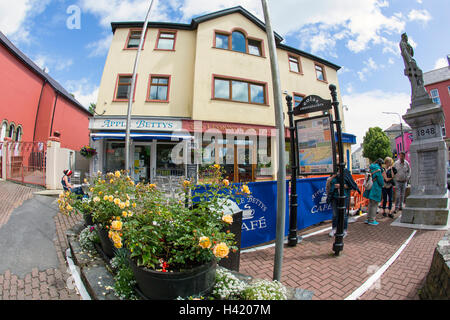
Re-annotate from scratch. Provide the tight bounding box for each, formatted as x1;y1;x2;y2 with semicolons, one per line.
80;145;97;158
79;225;100;251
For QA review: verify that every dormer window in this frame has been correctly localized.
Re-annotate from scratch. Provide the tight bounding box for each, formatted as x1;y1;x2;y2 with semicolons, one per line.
214;29;264;57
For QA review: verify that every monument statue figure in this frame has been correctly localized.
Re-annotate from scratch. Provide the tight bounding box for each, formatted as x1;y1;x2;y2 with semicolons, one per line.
399;33;432;107
398;32;449;228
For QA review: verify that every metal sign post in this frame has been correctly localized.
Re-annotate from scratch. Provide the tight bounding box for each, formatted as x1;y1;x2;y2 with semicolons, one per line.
329;84;346;256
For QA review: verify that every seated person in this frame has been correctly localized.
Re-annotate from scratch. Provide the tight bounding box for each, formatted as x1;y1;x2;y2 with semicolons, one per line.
61;170;84;195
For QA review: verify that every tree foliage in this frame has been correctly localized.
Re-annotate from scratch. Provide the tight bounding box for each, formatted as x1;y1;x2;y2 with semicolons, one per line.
362;127;392;162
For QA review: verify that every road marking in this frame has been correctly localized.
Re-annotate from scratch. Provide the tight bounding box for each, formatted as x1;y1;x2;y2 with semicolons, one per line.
344;229;417;300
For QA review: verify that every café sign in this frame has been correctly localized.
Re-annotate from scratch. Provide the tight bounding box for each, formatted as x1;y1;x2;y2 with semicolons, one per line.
89;118;182;132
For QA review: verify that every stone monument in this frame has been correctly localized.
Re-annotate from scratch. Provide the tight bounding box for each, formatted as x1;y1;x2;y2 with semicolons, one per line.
399;33;449;226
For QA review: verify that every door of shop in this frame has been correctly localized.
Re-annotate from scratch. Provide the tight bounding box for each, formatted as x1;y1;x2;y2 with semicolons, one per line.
132;143;152;183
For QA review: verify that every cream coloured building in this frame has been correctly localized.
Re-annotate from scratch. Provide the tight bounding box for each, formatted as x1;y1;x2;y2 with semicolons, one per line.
90;6;355;183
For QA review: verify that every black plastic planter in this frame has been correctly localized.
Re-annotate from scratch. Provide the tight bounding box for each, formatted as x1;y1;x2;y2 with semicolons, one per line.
97;228;115;259
129;259;217;300
83;213;94;226
218;210;242;272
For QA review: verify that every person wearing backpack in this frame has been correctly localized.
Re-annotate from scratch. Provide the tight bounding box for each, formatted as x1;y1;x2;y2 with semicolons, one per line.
363;158;384;225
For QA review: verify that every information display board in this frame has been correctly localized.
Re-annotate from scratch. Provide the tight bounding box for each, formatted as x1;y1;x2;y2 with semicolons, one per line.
295;115;335;175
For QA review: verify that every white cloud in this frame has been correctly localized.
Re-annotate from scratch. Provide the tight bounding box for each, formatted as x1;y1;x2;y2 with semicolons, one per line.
65;78;99;108
407;9;432;24
31;54;73;73
0;0;50;43
78;0;172;28
86;34;113;57
342;90;410;149
357;57;379;81
434;57;448;69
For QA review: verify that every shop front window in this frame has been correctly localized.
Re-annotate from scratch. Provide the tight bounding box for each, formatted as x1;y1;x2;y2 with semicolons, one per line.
104;142;125;173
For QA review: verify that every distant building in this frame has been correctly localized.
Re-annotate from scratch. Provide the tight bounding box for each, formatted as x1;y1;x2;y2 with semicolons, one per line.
395;132;413;162
424;55;450;158
0;31;91;150
351;145;369;171
383;123;412;156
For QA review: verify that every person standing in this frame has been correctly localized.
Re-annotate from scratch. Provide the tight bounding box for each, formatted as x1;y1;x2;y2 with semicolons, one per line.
381;157;397;218
363;158;384;225
393;151;411;212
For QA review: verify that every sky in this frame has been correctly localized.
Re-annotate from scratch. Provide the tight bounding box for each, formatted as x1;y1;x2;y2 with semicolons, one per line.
1;0;449;150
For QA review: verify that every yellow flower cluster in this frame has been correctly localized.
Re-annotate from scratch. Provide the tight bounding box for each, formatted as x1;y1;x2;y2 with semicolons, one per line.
108;217;123;249
222;214;233;224
57;191;74;215
198;237;229;259
241;185;251;194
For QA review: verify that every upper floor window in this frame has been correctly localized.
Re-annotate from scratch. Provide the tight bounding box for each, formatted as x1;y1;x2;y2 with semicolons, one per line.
213;76;267;105
115;75;133;101
430;89;441;105
156;31;176;50
315;63;327;82
147;75;170;102
214;30;264;57
289;55;301;73
8;124;15;139
126;30;141;49
232;31;246;53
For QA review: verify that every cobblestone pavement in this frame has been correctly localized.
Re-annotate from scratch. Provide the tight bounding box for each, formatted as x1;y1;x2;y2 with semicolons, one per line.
0;180;445;300
0;180;82;300
240;214;446;300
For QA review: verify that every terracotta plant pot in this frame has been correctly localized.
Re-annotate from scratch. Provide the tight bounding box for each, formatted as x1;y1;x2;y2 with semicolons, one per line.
129;258;217;300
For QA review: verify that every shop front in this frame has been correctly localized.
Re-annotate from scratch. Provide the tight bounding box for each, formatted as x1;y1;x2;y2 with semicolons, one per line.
89;117;280;183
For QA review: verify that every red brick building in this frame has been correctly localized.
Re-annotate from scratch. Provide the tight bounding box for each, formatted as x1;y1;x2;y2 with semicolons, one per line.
0;31;91;150
424;55;450;157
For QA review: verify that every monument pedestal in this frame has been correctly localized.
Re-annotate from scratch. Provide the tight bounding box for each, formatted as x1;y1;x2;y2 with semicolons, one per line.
401;103;449;227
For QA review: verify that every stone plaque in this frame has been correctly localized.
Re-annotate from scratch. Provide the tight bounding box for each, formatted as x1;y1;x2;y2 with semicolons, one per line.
418;150;437;185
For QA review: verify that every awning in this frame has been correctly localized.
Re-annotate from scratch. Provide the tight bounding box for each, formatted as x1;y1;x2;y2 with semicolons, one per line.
90;132;194;141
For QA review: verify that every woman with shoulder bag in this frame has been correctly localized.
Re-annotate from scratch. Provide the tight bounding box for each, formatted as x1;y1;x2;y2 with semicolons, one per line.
363;158;384;225
381;157;397;218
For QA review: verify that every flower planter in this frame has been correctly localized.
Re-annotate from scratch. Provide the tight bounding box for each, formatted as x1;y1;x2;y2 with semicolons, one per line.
129;258;217;300
97;228;115;259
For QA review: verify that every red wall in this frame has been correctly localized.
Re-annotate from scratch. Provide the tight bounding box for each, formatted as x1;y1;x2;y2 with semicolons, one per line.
52;95;90;150
0;42;91;149
426;79;450;138
0;44;42;141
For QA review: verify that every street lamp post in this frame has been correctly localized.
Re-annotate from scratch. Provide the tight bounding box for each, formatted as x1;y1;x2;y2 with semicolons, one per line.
383;112;404;153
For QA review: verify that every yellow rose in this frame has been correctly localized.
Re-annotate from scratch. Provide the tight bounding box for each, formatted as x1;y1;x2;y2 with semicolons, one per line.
111;232;121;243
122;211;128;218
114;198;120;205
149;184;156;188
199;236;211;249
93;196;100;203
110;179;114;184
242;185;250;194
132;203;137;208
84;178;88;183
125;200;130;207
66;204;73;212
183;180;191;188
213;242;229;258
222;179;230;186
89;187;94;192
103;195;109;201
213;164;220;169
99;191;103;195
108;195;114;202
114;171;121;178
119;202;126;209
114;241;123;249
222;214;233;224
111;220;123;231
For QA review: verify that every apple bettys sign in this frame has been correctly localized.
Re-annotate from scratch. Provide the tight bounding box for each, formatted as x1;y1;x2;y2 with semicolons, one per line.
89;118;182;131
294;95;332;116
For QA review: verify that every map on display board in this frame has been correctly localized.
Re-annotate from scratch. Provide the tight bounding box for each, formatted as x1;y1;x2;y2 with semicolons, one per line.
296;115;335;175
